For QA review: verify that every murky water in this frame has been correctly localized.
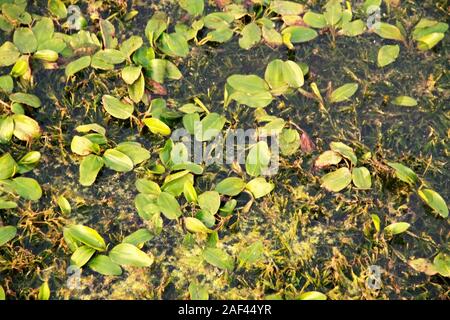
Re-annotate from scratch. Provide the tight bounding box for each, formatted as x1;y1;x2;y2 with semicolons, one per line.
0;0;448;299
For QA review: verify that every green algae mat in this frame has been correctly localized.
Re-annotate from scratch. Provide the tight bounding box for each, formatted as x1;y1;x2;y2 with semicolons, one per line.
0;0;449;300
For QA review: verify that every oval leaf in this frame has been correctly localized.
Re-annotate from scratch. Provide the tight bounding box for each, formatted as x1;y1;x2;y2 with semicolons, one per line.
109;243;154;267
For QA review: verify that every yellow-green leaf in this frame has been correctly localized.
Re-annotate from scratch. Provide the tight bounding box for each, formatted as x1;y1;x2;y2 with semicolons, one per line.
418;189;448;218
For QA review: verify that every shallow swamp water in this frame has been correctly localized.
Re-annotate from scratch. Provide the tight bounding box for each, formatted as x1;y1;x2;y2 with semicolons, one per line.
0;0;448;300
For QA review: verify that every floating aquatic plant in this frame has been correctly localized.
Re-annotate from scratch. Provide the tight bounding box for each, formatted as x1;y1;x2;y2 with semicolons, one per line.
0;0;448;301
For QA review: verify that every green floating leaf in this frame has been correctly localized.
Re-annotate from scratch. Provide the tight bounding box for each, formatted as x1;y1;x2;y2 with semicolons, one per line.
115;142;150;166
296;291;327;300
9;93;41;108
262;26;283;46
315;150;342;168
65;56;91;78
0;75;14;93
76;123;106;135
303;11;327;28
281;26;318;43
207;28;234;43
215;177;246;196
145;12;168;44
220;199;237;216
70;245;96;267
279;128;300;156
63;227;79;253
34;49;59;62
246;177;275;199
109;243;154;267
121;65;142;85
387;162;418;186
329;83;358;103
0;42;20;67
88;255;123;276
408;258;438;276
371;214;381;233
362;0;381;13
184;217;212;234
11;177;42;200
135;194;160;220
128;72;145;103
11;59;28;77
48;0;68;19
373;22;405;42
194;112;226;142
324;2;342;27
100;19;117;49
227;74;269;94
71;135;98;156
143;118;171;136
162;171;193;197
0;116;14;143
12;114;41;141
377;45;400;67
0;226;17;246
57;195;71;215
417;33;445;51
198;191;220;215
102;95;134;119
352;166;372;189
148;59;182;83
179;0;204;16
433;253;450;277
392;96;417;107
158;32;189;58
79;155;104;186
183;181;198;203
384;222;410;235
120;35;143;58
136;178;161;196
38;282;50;300
17;151;40;174
0;199;17;210
123;229;154;247
172;162;203;175
226;74;273;108
321;167;352;192
0;285;5;300
245;141;271;177
330;142;357;165
13;27;37;53
271;0;304;15
412;19;448;40
264;59;304;95
67;224;106;251
33;17;54;45
340;20;366;37
103;149;134;172
195;210;215;228
157;191;182;219
0;153;17;180
239;22;261;50
418;189;448;218
203;247;234;271
91;49;126;70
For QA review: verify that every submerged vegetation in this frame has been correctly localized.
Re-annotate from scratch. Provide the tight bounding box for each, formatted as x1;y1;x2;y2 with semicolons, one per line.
0;0;449;300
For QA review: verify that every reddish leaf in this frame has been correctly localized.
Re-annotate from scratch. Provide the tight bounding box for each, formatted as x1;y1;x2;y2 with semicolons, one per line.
300;131;315;153
147;79;167;95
